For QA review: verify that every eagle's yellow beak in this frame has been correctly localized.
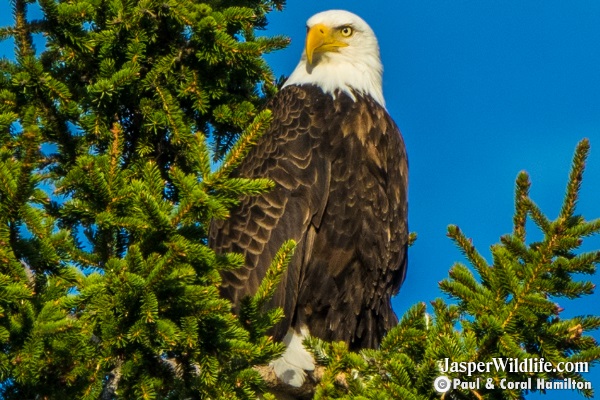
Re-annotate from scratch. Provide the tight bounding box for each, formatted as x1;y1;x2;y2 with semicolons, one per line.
305;23;349;65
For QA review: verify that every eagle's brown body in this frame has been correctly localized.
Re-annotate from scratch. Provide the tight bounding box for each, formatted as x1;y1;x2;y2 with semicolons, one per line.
209;84;408;350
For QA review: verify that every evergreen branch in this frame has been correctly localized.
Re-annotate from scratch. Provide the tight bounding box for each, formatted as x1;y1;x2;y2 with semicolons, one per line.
237;240;295;344
523;197;552;233
499;234;532;267
513;171;530;241
408;231;418;247
253;239;296;310
380;302;427;352
165;0;196;27
108;122;123;191
192;132;212;180
0;155;18;203
211;177;275;198
210;109;272;182
447;225;493;286
560;138;590;222
154;83;191;144
561;250;600;274
566;218;600;239
12;0;36;59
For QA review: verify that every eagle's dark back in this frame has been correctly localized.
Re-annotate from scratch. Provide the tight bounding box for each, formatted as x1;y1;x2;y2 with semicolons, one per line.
209;84;408;350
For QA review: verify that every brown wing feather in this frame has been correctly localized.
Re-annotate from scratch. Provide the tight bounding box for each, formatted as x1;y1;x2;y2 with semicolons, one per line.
209;85;331;340
210;85;408;348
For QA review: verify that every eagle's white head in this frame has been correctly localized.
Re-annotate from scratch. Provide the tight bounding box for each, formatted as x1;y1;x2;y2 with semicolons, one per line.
283;10;385;107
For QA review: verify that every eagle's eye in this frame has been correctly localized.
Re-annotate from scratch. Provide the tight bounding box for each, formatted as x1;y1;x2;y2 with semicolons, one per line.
340;26;353;37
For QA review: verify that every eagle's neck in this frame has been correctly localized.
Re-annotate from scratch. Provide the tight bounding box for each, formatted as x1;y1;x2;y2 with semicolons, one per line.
283;50;385;107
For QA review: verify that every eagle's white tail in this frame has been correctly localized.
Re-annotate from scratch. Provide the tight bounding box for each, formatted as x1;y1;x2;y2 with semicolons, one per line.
269;326;315;387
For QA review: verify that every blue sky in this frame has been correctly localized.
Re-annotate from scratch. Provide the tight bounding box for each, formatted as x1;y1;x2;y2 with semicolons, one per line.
1;0;599;397
265;1;600;396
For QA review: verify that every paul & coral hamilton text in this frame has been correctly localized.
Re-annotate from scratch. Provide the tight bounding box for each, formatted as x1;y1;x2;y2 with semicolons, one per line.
439;377;591;391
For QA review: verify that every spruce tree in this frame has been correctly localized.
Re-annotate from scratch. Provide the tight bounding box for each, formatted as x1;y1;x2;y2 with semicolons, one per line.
1;1;599;399
0;0;290;398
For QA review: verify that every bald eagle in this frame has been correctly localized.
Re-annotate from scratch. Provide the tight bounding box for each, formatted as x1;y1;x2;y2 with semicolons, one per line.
210;10;408;386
